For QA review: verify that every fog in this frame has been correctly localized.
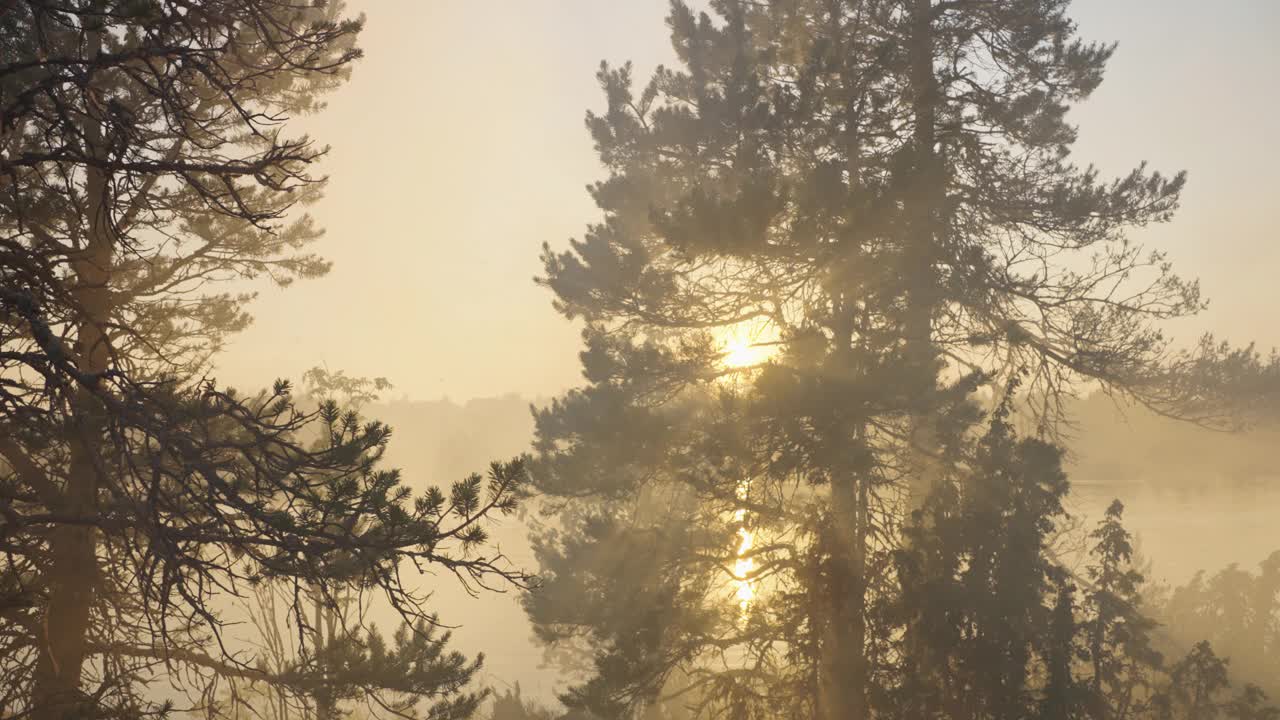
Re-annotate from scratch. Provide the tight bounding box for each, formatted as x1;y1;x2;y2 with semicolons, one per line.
3;2;1279;719
364;393;1280;705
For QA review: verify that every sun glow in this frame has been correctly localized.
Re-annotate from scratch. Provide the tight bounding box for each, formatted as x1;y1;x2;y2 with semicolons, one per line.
734;527;755;609
713;322;776;614
722;337;772;369
717;320;780;370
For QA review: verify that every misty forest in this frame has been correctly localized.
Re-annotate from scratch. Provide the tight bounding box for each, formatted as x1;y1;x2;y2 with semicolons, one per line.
3;1;1280;719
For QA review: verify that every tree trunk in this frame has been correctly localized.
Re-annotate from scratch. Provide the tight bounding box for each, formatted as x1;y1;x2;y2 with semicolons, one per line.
30;31;111;717
905;0;943;507
816;13;875;713
31;183;111;720
906;0;937;357
820;473;869;720
315;595;339;720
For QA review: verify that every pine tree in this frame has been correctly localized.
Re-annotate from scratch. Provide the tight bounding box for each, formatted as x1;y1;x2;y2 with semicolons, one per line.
529;1;1221;717
892;398;1077;720
0;3;527;717
1159;642;1231;720
1044;574;1085;720
1224;685;1280;720
216;371;505;720
1082;500;1165;720
1152;643;1280;720
1154;552;1280;698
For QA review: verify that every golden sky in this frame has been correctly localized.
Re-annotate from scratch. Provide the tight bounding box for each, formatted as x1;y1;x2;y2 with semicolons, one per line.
214;0;1280;402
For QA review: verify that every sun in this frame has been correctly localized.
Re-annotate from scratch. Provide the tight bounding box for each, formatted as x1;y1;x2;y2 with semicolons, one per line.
714;325;776;614
717;320;780;370
722;338;770;369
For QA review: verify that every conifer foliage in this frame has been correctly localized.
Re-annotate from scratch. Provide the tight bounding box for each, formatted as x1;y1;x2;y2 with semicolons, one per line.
527;1;1275;719
0;2;526;717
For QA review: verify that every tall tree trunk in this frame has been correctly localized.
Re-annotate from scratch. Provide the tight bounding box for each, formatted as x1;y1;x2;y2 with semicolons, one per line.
906;0;937;356
31;31;110;718
315;595;339;720
816;10;874;713
32;173;111;720
821;473;870;720
905;0;942;507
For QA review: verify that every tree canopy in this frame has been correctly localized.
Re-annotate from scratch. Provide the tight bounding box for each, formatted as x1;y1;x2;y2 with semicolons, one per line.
0;2;527;717
525;1;1280;719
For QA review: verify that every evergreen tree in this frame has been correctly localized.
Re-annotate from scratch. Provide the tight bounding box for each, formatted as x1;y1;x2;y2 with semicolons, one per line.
1151;643;1280;720
217;371;503;720
0;3;527;717
892;398;1077;720
489;684;557;720
1153;553;1280;699
1082;501;1164;720
528;1;1234;718
1224;686;1280;720
1158;642;1231;720
1044;575;1085;720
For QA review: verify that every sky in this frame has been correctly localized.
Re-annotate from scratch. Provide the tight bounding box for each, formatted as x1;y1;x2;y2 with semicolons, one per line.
214;0;1280;403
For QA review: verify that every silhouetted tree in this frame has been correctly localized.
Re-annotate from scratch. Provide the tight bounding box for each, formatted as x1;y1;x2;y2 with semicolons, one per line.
527;0;1238;718
1081;501;1165;720
1158;642;1231;720
1044;576;1085;720
1150;641;1280;720
1152;552;1280;700
0;2;528;717
208;371;506;720
226;588;489;720
1225;686;1280;720
489;684;557;720
892;398;1078;720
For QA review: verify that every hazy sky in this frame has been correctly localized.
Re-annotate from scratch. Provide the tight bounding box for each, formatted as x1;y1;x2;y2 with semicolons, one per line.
215;1;1280;403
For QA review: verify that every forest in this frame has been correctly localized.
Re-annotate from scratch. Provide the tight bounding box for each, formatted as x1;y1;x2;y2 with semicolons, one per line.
2;1;1279;720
